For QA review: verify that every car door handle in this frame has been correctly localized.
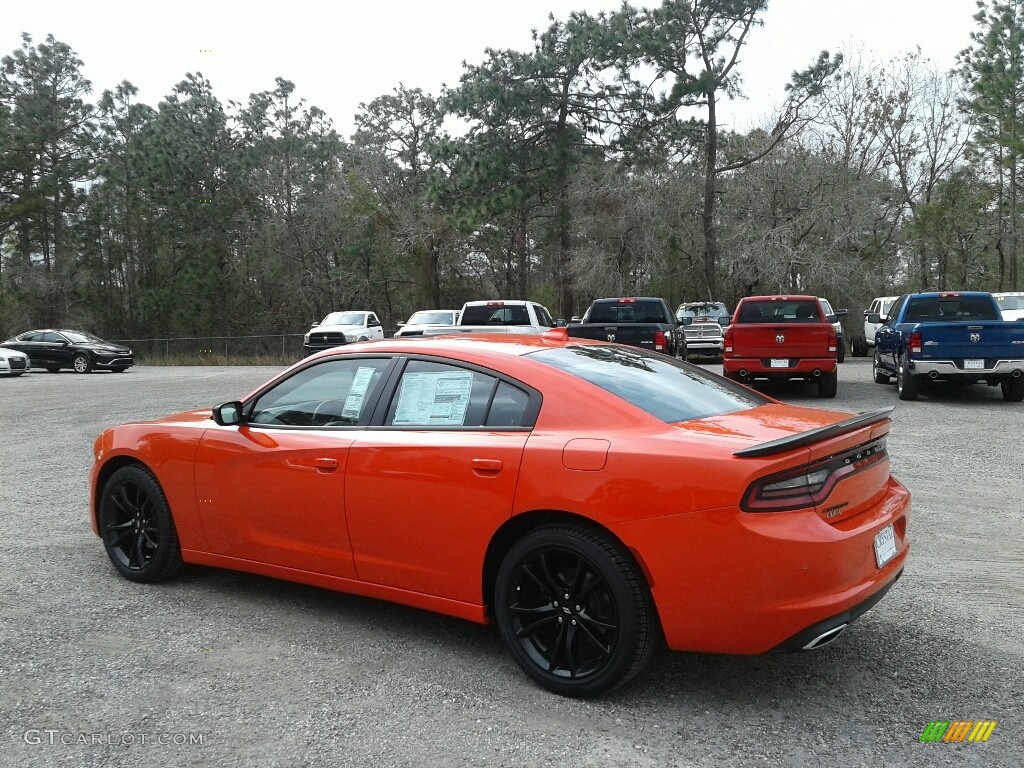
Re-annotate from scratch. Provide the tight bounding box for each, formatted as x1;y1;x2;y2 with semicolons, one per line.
471;458;503;474
314;457;338;472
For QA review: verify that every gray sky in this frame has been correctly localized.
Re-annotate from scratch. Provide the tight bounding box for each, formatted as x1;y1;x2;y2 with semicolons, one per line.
4;0;980;138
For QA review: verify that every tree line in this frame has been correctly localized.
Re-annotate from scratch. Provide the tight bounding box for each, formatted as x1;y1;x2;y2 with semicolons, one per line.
1;0;1022;344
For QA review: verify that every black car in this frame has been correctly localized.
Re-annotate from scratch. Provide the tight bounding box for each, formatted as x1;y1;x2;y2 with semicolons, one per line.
2;329;134;373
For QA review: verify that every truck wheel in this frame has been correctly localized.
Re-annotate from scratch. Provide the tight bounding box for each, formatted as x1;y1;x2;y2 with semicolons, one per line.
818;369;838;398
1002;377;1024;402
872;351;891;384
836;341;846;364
897;357;918;401
851;336;869;357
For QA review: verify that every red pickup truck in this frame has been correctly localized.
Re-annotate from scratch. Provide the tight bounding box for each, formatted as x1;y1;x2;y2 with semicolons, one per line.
723;295;839;397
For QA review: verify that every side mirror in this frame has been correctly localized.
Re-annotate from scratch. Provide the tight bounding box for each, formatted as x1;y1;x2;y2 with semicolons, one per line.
555;318;567;327
867;313;881;324
825;313;837;323
678;317;693;326
212;401;245;426
310;321;320;328
397;321;406;327
718;316;730;326
834;309;848;318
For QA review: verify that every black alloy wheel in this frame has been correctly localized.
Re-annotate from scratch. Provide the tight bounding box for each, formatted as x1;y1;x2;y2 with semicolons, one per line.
72;353;93;374
494;525;656;697
98;465;183;583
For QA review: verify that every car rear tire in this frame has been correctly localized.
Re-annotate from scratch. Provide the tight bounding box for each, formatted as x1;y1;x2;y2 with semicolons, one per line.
897;357;918;401
873;351;891;384
494;524;656;698
1002;377;1024;402
98;465;183;583
72;353;93;374
851;335;869;357
818;369;838;398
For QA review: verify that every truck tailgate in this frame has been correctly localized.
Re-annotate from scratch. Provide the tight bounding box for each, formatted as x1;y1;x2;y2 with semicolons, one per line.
730;324;833;358
918;322;1024;359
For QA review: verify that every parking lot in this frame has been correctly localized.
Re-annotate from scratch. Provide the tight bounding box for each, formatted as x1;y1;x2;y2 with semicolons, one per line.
1;359;1021;767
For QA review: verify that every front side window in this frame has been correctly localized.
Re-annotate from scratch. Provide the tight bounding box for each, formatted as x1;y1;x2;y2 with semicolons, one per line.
533;304;555;327
383;360;532;428
248;358;391;427
528;345;767;424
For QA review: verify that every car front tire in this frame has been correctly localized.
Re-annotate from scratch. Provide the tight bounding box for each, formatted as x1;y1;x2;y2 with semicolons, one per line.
98;465;183;583
494;524;656;697
73;353;93;374
873;351;891;384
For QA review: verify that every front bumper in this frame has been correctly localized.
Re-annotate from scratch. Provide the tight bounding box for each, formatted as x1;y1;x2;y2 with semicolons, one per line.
93;355;134;369
609;477;910;655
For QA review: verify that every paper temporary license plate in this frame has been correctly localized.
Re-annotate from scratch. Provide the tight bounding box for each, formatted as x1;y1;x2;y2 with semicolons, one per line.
770;358;789;368
964;359;984;370
874;524;897;569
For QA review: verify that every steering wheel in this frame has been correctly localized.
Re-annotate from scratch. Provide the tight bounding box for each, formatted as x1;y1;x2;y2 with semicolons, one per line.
312;399;349;426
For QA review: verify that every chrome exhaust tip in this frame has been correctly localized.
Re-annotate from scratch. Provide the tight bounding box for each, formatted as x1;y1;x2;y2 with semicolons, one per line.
929;370;939;379
1014;370;1022;378
813;369;821;377
801;623;848;650
739;369;748;378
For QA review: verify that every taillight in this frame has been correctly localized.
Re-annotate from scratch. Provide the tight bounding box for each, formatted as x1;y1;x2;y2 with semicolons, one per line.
724;327;733;353
654;330;666;352
828;327;837;353
742;439;887;512
909;331;922;354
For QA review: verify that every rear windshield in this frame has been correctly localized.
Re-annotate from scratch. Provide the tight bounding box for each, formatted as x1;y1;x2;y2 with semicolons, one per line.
462;304;530;325
995;294;1024;311
737;300;821;323
904;295;999;322
528;345;767;423
679;303;728;318
586;300;667;324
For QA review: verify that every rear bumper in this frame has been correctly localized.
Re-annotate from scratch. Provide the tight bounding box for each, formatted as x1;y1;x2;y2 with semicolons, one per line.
910;358;1024;379
724;358;837;376
609;477;910;654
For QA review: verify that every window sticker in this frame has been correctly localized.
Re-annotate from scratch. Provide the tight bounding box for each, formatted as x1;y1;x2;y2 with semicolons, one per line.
341;366;377;419
393;370;474;426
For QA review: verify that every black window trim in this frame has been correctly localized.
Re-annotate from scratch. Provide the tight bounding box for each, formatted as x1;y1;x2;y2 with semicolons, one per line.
239;354;400;430
367;354;541;431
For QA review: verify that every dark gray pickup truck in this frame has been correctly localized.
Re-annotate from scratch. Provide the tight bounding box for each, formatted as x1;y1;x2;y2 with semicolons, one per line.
566;297;686;357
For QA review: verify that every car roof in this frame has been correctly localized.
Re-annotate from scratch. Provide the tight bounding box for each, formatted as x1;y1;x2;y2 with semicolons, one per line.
739;295;817;302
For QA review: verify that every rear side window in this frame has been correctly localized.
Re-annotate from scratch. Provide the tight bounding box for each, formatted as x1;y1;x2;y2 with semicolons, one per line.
529;345;767;423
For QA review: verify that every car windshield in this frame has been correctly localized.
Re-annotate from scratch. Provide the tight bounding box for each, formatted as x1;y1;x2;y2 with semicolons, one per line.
63;331;104;343
528;345;767;423
679;303;727;318
818;299;834;315
408;311;456;325
321;312;365;326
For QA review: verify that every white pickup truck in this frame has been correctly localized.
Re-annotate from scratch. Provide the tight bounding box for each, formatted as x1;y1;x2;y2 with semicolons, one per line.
302;311;384;356
419;300;556;336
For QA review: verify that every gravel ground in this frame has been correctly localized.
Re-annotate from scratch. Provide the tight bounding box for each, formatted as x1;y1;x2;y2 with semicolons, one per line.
1;359;1021;767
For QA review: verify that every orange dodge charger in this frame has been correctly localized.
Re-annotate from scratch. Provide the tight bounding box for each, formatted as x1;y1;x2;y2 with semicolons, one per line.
89;330;909;697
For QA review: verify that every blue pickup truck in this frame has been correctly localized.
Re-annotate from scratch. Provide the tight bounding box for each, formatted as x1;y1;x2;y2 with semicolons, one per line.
870;291;1024;401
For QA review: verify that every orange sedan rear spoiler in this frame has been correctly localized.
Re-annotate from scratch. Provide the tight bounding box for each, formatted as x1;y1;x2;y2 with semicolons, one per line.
732;407;895;458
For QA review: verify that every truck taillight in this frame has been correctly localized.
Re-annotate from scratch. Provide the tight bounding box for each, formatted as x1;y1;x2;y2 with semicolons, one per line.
654;330;666;352
724;327;733;353
910;331;922;354
828;327;837;353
